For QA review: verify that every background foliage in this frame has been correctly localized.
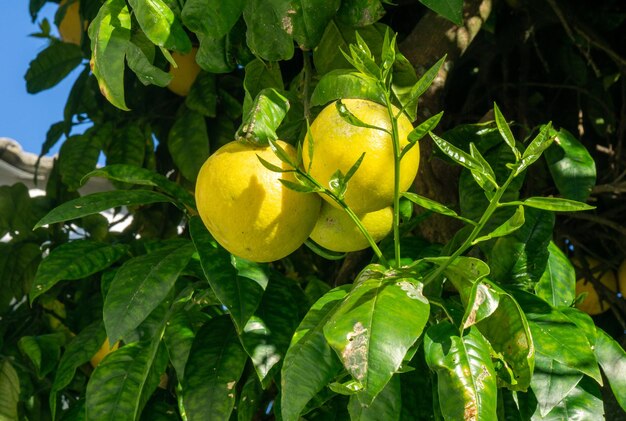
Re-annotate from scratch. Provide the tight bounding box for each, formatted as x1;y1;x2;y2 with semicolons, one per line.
1;0;625;420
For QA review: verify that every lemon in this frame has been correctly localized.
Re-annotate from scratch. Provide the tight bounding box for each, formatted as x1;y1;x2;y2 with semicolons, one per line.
195;140;321;262
574;257;617;315
90;339;119;368
618;259;626;296
168;48;201;96
303;99;419;214
310;202;393;252
58;0;83;45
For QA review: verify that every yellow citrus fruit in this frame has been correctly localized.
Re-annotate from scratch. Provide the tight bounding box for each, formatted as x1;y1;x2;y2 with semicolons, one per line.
618;259;626;296
168;48;201;96
195;140;321;262
303;98;419;214
310;202;393;252
90;339;119;368
58;0;83;45
574;258;617;315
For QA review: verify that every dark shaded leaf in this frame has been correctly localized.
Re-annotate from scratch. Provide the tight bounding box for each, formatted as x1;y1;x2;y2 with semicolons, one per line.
0;360;20;421
58;133;102;191
348;374;401;420
168;107;210;182
336;0;385;27
594;328;626;411
291;0;341;49
25;41;83;93
182;0;244;39
243;0;294;61
18;333;66;378
186;72;218;117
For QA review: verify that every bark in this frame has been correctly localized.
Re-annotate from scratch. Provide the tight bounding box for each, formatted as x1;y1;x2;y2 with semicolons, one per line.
399;0;493;244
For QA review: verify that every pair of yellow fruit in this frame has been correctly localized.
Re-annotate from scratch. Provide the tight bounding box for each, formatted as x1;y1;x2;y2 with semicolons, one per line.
195;99;420;262
575;258;626;315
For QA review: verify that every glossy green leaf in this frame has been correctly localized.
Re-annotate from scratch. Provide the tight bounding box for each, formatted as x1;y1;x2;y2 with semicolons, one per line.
237;88;290;145
84;165;196;210
402;192;474;225
419;0;463;25
324;265;430;404
515;124;554;176
128;0;190;52
182;315;248;420
430;132;488;175
88;0;132;110
103;242;195;343
58;133;102;191
0;359;19;421
544;128;596;202
531;351;583;417
407;112;443;144
163;306;210;382
469;143;498;191
196;33;234;73
105;123;145;169
25;41;83;93
310;70;384;108
335;99;389;132
493;102;521;161
182;0;244;39
281;286;350;421
425;323;498;421
50;321;106;418
34;190;176;228
461;281;501;330
242;59;283;116
240;272;304;386
243;0;294;61
85;340;165;421
291;0;341;49
348;374;401;420
125;41;172;87
535;242;576;307
18;333;66;378
518;196;594;212
30;240;128;303
594;328;626;411
237;375;264;421
405;56;446;108
336;0;385;27
472;205;525;245
186;72;218;117
168;107;210;182
189;217;267;332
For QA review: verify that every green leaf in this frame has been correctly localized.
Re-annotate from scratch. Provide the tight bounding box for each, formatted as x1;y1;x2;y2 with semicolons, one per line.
401;192;474;225
519;197;594;212
240;273;304;386
0;243;41;312
425;323;498;421
236;88;290;145
196;33;235;73
544;128;596;202
430;132;488;175
25;41;83;93
515;124;554;176
182;0;244;39
30;240;128;303
185;72;218;117
407;112;443;144
348;374;401;420
281;286;350;421
58;133;102;191
243;0;294;61
535;242;576;307
336;0;385;27
472;205;525;245
189;217;268;333
493;102;521;161
18;333;66;378
163;306;210;382
88;0;132;110
128;0;191;52
593;328;626;411
324;265;430;404
0;359;20;421
34;190;177;228
419;0;463;25
182;315;248;420
530;351;583;417
85;340;166;421
103;242;195;343
461;281;501;330
125;41;172;87
242;59;284;116
405;56;446;107
335;99;389;132
168;107;210;182
84;165;196;210
105;123;145;169
237;375;263;421
310;70;384;108
291;0;341;49
50;322;107;418
469;143;498;191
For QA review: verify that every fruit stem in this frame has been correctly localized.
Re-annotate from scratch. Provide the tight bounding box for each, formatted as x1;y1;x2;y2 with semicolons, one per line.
423;171;517;285
383;89;402;268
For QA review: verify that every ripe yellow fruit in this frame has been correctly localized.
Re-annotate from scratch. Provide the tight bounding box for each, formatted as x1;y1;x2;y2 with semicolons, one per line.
618;259;626;296
195;140;321;262
574;258;617;315
303;99;419;214
58;0;83;45
168;48;201;96
90;339;119;368
310;203;393;252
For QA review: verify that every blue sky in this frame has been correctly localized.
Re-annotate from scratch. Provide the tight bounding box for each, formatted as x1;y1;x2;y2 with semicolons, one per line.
0;2;81;157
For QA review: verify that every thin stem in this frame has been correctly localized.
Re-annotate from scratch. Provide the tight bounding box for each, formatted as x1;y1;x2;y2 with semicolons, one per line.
423;171;517;285
383;89;402;268
302;49;312;120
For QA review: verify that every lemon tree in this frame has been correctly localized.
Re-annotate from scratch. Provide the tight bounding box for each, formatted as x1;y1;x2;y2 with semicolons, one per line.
9;1;626;420
195;140;321;262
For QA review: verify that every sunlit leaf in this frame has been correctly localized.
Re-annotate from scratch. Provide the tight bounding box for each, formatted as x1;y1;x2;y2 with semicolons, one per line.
535;242;576;307
128;0;191;52
310;70;385;108
594;328;626;411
